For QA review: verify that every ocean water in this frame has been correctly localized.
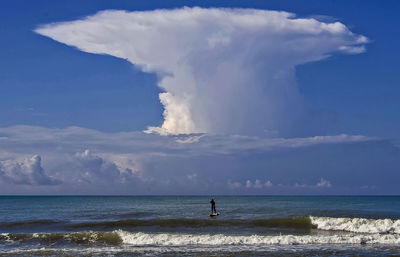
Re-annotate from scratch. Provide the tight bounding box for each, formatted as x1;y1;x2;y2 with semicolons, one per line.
0;196;400;256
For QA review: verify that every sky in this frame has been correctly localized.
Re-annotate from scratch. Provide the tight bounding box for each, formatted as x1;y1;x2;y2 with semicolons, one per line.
0;0;399;194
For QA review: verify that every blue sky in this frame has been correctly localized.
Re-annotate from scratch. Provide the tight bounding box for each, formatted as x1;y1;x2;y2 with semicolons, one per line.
0;0;399;194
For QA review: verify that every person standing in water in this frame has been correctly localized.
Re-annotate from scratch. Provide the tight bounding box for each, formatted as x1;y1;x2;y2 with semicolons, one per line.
210;198;216;213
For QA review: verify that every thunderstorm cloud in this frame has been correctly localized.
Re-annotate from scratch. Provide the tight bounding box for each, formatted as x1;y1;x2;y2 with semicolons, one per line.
35;7;367;136
2;7;393;194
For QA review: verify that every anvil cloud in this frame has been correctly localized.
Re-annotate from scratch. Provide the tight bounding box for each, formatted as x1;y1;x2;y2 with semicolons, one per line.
35;7;367;136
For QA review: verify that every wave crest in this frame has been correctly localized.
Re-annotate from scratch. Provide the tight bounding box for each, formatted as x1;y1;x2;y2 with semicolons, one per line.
310;216;400;234
0;231;122;246
2;230;400;246
117;230;400;245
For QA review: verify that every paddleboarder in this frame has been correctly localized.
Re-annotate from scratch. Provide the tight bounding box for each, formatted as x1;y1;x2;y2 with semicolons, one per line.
210;198;216;213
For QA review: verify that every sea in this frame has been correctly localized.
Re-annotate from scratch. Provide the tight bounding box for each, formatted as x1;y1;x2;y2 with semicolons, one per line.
0;196;400;256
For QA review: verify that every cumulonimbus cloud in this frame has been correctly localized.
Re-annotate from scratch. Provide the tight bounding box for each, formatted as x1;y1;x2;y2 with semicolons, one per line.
0;155;60;186
35;7;367;136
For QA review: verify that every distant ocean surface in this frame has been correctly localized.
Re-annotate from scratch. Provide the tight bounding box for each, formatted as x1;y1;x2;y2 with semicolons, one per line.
1;196;400;256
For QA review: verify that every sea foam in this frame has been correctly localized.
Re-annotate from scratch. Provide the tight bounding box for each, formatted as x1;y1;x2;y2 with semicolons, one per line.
117;230;400;246
2;228;400;247
310;216;400;234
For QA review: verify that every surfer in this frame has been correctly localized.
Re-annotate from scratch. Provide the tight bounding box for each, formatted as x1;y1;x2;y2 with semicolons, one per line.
210;198;216;213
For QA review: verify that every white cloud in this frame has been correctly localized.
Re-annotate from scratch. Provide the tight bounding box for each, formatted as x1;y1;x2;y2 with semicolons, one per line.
175;135;205;144
245;180;253;188
35;7;367;136
72;149;141;185
187;173;197;181
244;179;274;189
0;155;60;186
295;178;332;188
75;149;122;182
228;180;242;189
316;178;332;188
0;125;397;194
264;180;273;187
254;179;263;188
0;126;375;157
232;178;335;190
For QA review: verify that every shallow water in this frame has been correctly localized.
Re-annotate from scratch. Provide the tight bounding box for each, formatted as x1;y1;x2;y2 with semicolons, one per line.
0;196;399;256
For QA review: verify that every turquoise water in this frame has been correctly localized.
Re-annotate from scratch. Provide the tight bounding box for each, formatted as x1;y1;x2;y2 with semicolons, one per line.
0;196;400;256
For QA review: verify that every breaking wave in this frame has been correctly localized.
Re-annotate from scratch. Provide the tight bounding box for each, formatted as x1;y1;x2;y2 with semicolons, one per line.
2;230;400;246
0;231;122;246
310;216;400;234
117;231;400;246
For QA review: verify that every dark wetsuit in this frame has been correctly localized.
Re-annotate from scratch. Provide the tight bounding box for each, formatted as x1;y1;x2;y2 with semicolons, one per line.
210;199;216;213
